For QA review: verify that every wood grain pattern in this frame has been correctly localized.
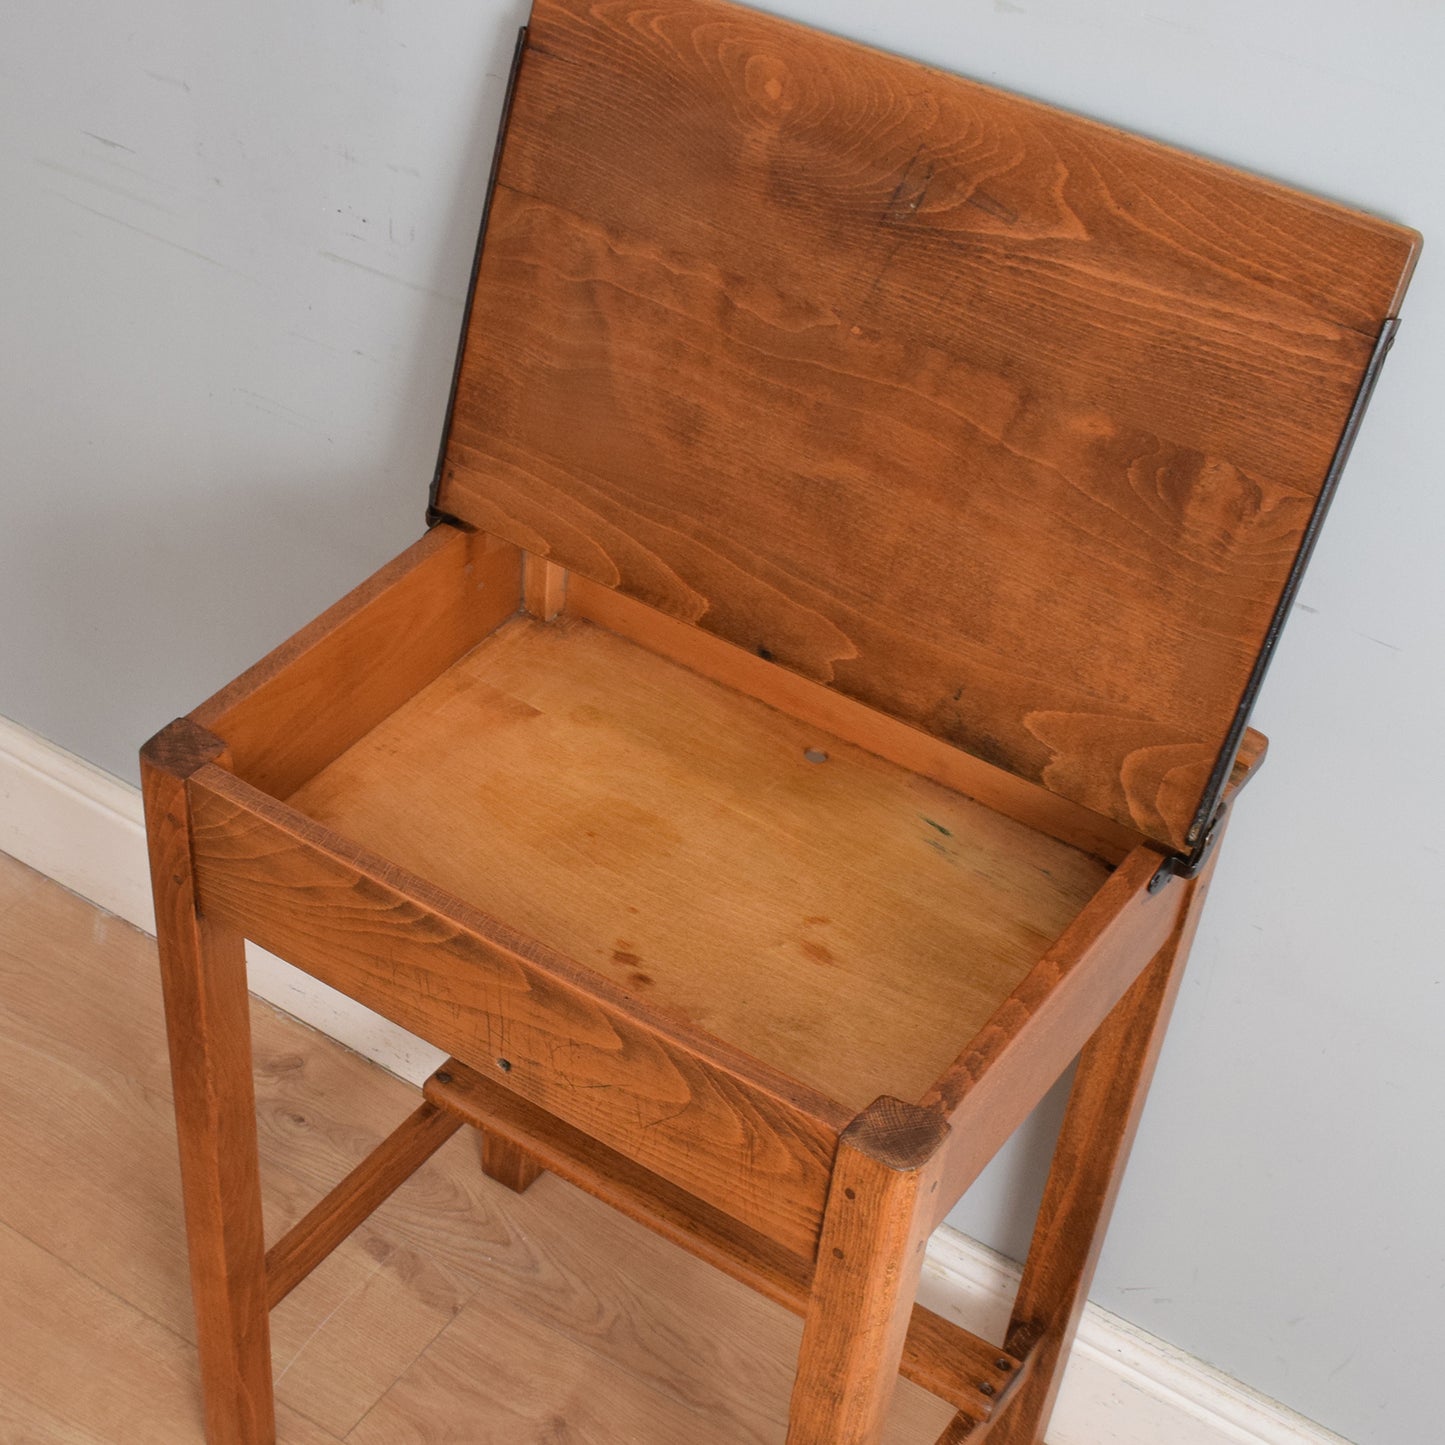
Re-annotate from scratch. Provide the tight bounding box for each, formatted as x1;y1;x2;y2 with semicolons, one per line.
933;1413;984;1445
345;1276;950;1445
788;1098;950;1444
425;1056;1021;1421
129;7;1336;1427
140;721;274;1445
438;0;1417;851
986;845;1223;1445
921;844;1184;1224
427;1053;814;1309
0;859;463;1434
263;1101;462;1307
479;1131;547;1194
194;524;521;799
522;552;568;621
185;763;850;1258
566;569;1140;863
1227;727;1268;798
2;855;964;1444
285;614;1112;1114
348;1296;753;1445
0;1220;340;1445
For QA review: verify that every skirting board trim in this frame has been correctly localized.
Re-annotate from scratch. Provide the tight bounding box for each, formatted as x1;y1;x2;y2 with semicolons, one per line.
0;711;1350;1445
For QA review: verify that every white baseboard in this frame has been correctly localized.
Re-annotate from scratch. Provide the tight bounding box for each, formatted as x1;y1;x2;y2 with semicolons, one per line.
0;712;1348;1445
917;1231;1350;1445
0;713;448;1080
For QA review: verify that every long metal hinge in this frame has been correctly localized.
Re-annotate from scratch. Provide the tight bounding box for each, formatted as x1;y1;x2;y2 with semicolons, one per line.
426;24;530;528
1155;314;1403;889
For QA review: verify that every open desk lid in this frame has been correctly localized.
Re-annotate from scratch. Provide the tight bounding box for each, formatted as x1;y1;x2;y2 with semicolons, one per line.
433;0;1419;862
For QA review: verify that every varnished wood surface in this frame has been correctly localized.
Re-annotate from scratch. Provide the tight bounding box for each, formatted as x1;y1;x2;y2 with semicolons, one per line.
425;1057;1021;1422
522;551;568;622
141;723;274;1445
987;852;1218;1443
438;0;1416;852
566;570;1141;865
264;1101;463;1308
0;853;958;1443
187;761;851;1259
789;1100;951;1444
194;524;522;799
479;1131;547;1194
426;1053;816;1311
1227;727;1268;798
284;614;1112;1116
922;845;1183;1228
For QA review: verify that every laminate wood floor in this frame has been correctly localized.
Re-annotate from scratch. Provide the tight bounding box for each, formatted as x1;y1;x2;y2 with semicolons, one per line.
0;850;958;1443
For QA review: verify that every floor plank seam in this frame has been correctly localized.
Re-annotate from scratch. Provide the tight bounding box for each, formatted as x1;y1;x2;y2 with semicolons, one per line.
274;1252;389;1386
0;1101;202;1352
0;846;1356;1445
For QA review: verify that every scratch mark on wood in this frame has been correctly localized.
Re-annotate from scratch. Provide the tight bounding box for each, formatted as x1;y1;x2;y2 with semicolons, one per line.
965;189;1019;225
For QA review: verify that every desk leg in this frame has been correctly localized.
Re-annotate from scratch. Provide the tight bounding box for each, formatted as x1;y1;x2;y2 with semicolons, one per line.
479;1131;545;1193
143;721;274;1445
987;867;1215;1445
787;1098;949;1445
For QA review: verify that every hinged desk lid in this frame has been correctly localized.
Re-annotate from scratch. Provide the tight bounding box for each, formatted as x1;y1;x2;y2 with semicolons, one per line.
435;0;1419;857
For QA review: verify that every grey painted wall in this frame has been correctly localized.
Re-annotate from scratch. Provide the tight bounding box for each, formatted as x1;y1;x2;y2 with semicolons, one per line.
3;4;1441;1442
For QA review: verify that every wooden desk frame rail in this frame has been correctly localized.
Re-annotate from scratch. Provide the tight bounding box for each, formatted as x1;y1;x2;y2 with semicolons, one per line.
141;522;1257;1445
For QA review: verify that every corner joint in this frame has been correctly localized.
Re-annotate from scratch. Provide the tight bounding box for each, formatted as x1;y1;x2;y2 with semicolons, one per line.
139;717;230;781
843;1096;950;1172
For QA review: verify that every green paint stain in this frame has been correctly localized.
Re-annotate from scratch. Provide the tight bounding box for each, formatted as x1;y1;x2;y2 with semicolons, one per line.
921;816;953;837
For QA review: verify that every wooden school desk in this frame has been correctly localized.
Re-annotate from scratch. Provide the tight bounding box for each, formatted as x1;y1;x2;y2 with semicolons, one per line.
142;1;1419;1440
